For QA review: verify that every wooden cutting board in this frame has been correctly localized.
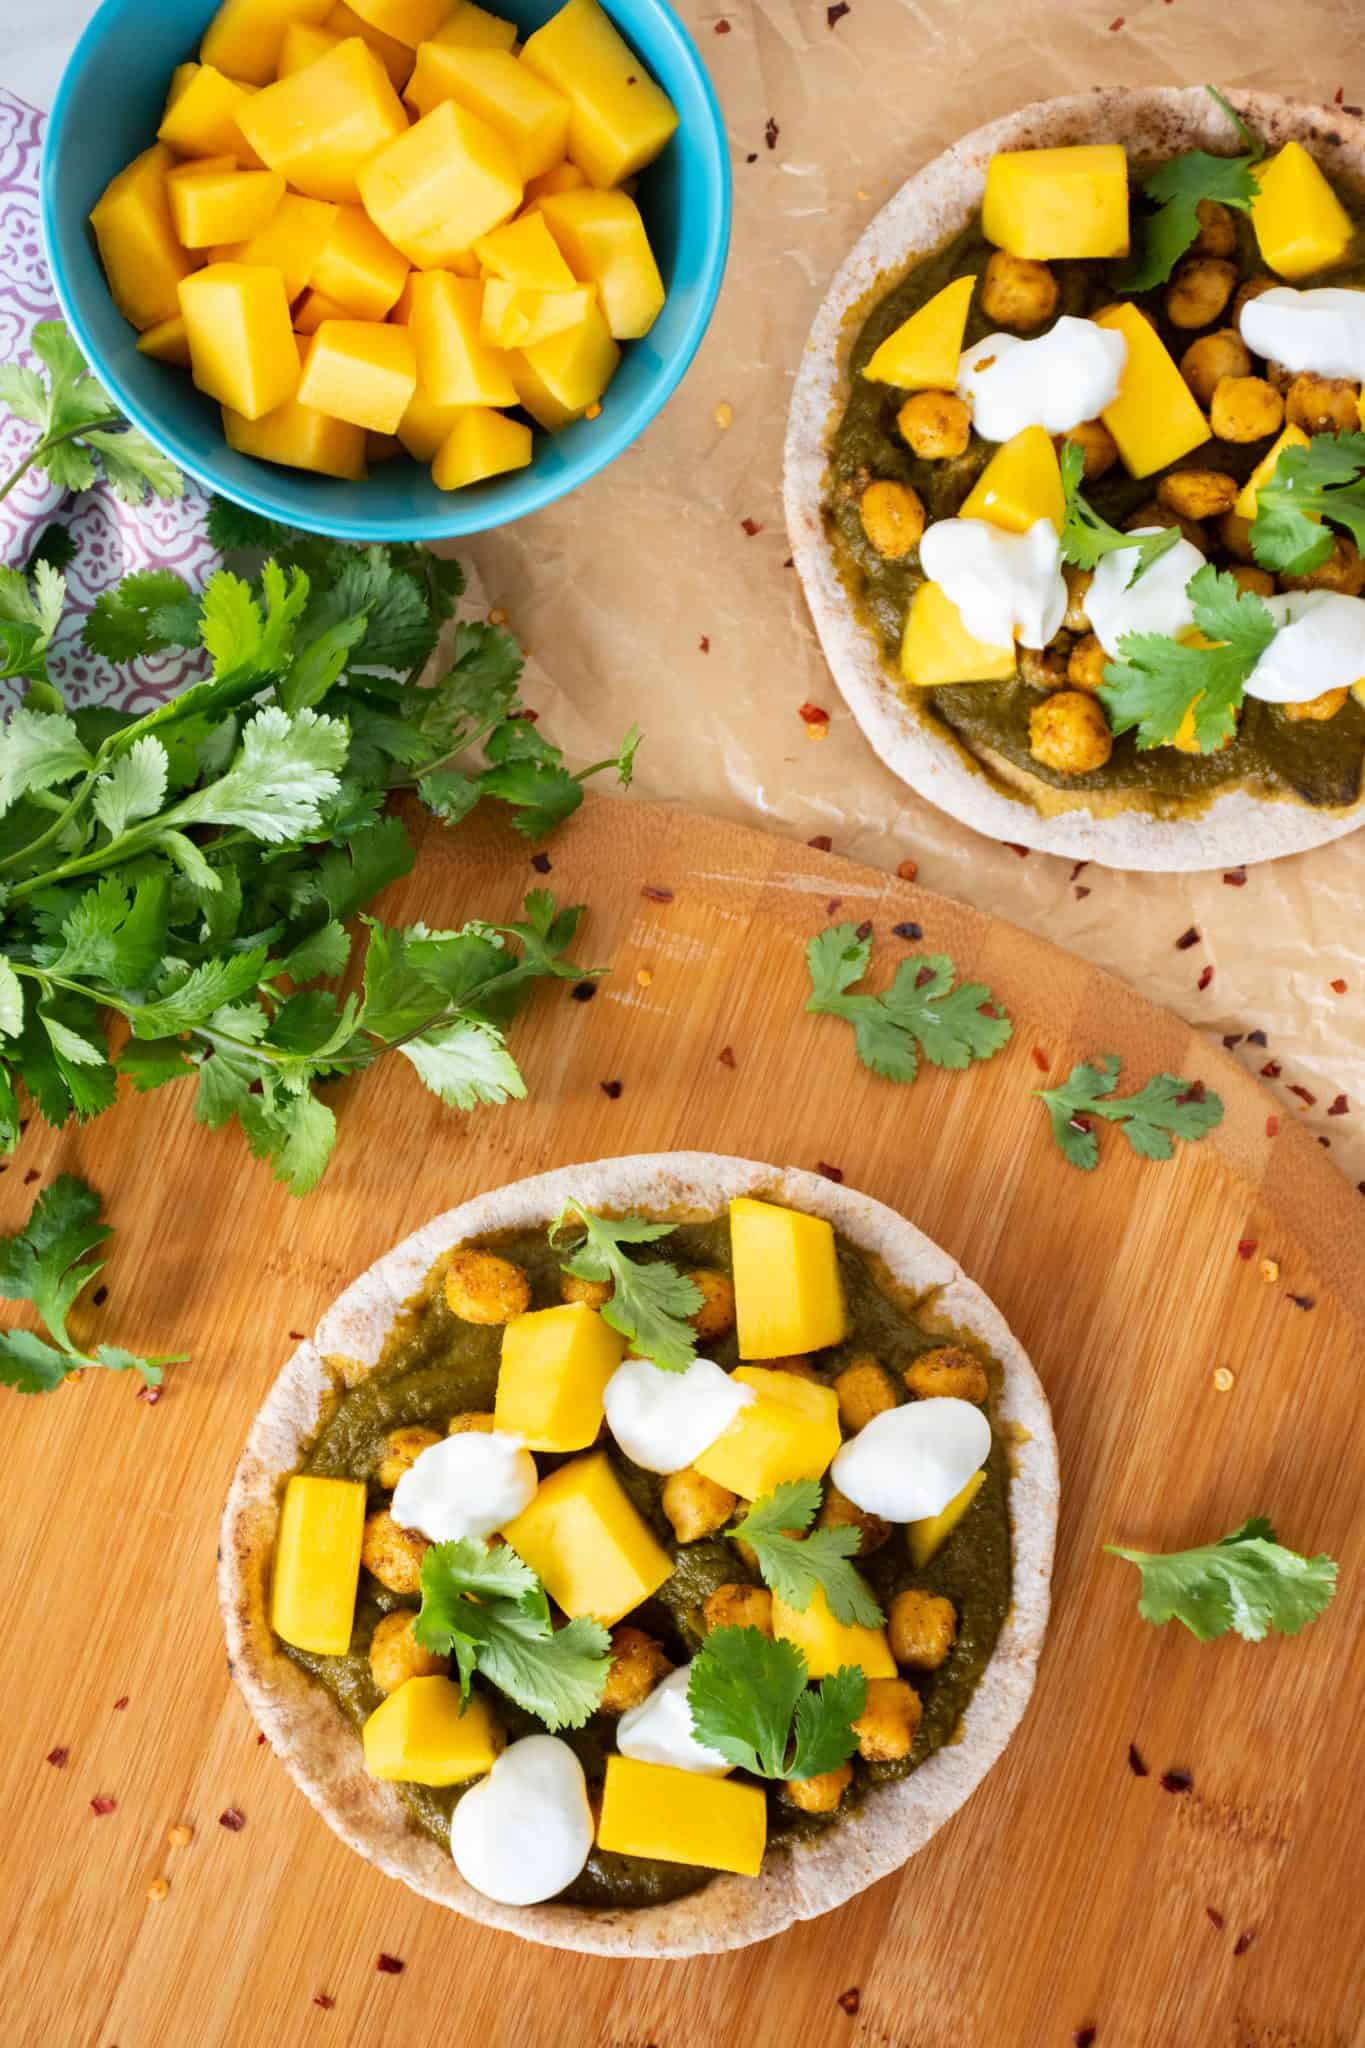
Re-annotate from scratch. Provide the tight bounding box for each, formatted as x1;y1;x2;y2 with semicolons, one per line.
5;796;1362;2048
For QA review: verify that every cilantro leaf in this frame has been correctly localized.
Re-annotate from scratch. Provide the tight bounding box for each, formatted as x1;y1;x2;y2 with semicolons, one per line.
1106;1517;1339;1641
84;571;194;662
0;1328;74;1393
79;425;184;507
92;736;170;839
0;708;93;815
0;957;24;1040
1099;563;1277;752
731;1482;884;1628
1058;442;1183;584
169;705;348;843
686;1627;866;1779
805;923;1010;1086
1125;89;1263;290
1250;431;1365;575
1037;1053;1223;1169
789;1665;869;1779
399;1018;526;1110
0;323;183;504
415;1538;611;1730
550;1201;702;1371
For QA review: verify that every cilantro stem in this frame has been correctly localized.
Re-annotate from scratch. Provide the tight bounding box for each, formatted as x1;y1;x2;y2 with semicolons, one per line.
0;415;124;505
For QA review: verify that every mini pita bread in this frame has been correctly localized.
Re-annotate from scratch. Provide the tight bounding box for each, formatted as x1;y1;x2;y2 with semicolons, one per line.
220;1154;1057;1957
784;88;1365;872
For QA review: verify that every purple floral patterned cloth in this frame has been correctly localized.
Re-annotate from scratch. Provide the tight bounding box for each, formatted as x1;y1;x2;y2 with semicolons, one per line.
0;87;218;712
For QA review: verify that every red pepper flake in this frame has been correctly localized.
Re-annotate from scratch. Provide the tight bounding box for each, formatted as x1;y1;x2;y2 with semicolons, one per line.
507;707;538;724
1069;1114;1092;1137
808;834;833;851
218;1807;246;1831
1260;1060;1282;1079
45;1747;69;1768
1108;11;1125;24
1069;859;1089;883
92;1284;109;1307
599;1079;623;1100
641;884;674;903
1335;84;1345;102
288;1329;306;1341
313;1993;336;2010
896;858;918;881
1160;1769;1193;1795
1074;885;1092;900
1328;1093;1349;1116
765;117;779;149
714;16;730;29
836;1989;860;2017
1223;1033;1243;1049
1330;977;1348;993
826;0;850;22
1286;1293;1316;1311
798;701;830;727
1074;2030;1097;2048
745;151;758;163
1127;1742;1148;1777
571;981;596;1003
1266;1115;1280;1137
1289;1084;1317;1107
90;1796;117;1817
23;1167;38;1184
136;1384;162;1405
1003;841;1030;858
855;919;873;941
376;1955;405;1975
826;897;842;915
892;920;923;941
1175;926;1200;950
718;1045;737;1069
817;1162;844;1183
914;964;934;989
1206;1906;1225;1930
1233;1930;1255;1958
1318;1136;1331;1149
1247;1028;1268;1047
1196;964;1214;992
1031;1047;1050;1073
740;516;763;537
113;1696;129;1712
698;633;710;654
1236;1239;1257;1260
256;1732;267;1746
529;851;552;875
1175;1080;1206;1106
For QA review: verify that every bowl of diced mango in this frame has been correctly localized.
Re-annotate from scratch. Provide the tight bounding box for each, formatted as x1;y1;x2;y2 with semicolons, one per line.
41;0;730;537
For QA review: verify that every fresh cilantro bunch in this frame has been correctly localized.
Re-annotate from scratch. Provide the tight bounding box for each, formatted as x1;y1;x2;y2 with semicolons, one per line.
731;1482;883;1627
1106;1517;1338;1642
1037;1054;1224;1170
0;1173;184;1393
1125;87;1263;291
1099;563;1276;753
1250;431;1365;576
686;1627;866;1781
414;1536;610;1730
1058;442;1182;588
0;322;182;510
805;923;1011;1085
549;1200;702;1370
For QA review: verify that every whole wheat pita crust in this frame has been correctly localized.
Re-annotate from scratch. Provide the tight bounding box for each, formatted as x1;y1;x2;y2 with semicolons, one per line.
220;1154;1057;1957
784;87;1365;872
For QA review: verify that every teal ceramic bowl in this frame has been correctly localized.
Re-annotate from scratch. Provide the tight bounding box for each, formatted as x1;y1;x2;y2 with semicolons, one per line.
41;0;730;539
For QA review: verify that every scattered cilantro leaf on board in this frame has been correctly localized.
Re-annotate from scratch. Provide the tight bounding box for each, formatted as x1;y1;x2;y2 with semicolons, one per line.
1058;442;1183;586
1250;431;1365;575
805;922;1011;1086
1125;86;1263;290
1037;1054;1224;1170
1099;563;1278;753
415;1538;611;1730
686;1628;867;1780
1106;1517;1339;1641
549;1201;702;1371
730;1482;884;1627
0;321;184;506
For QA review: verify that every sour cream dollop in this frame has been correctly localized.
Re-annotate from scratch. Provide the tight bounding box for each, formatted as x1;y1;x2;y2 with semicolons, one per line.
602;1355;754;1474
391;1430;537;1543
957;316;1128;442
919;517;1067;650
831;1397;991;1522
1239;286;1365;382
450;1735;594;1905
1244;589;1365;703
616;1665;733;1777
1085;530;1207;655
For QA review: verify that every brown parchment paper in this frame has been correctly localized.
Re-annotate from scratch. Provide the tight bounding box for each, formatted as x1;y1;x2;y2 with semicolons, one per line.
463;0;1365;1184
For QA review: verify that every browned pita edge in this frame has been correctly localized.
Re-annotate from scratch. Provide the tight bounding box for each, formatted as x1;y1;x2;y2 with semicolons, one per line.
220;1154;1058;1957
784;87;1365;872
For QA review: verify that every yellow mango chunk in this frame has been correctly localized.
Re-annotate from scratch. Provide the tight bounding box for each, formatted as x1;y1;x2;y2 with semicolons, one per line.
514;299;619;421
212;193;339;299
311;203;410;317
521;0;679;189
959;424;1065;535
694;1367;841;1499
397;382;471;460
201;0;337;86
136;313;192;367
278;21;342;71
907;1468;987;1570
168;161;286;248
524;159;588;203
862;274;976;390
180;261;299;417
538;188;664;340
224;341;369;476
362;1677;499;1784
501;1450;672;1625
294;287;349;332
298;317;417;432
408;271;519;406
1093;302;1210;479
1233;423;1313;521
983;143;1130;260
270;1473;366;1654
405;46;572;181
326;1;416;86
358;99;523;267
346;0;450;43
433;407;534;488
434;0;519;52
158;64;264;164
900;579;1017;688
480;281;594;348
89;145;194;332
1251;142;1355;280
239;38;408;202
773;1585;897;1681
597;1757;767;1876
494;1302;626;1451
729;1197;847;1359
474;211;576;288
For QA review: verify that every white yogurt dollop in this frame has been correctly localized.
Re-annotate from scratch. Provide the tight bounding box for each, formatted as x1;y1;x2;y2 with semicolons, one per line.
831;1397;991;1522
449;1735;594;1905
1085;530;1207;655
391;1430;537;1544
602;1355;754;1474
957;316;1127;441
1239;285;1365;382
919;516;1067;650
1244;589;1365;703
616;1665;733;1777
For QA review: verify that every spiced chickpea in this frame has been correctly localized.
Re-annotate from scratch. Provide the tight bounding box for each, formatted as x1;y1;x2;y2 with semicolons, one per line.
897;391;971;460
443;1248;530;1325
1232;273;1279;323
1285;373;1361;436
361;1510;429;1596
1179;328;1251;407
1064;566;1093;633
599;1626;672;1713
1019;643;1069;691
661;1466;737;1544
1218;510;1256;561
904;1344;989;1404
783;1764;852;1814
1231;564;1275;598
832;1354;897;1432
1029;691;1113;776
377;1424;440;1491
1191;196;1237;257
980;249;1059;330
1156;469;1240;522
888;1589;958;1671
1066;634;1109;694
1062;418;1118;482
1210;375;1284;443
369;1611;447;1695
767;1355;820;1381
853;1678;923;1763
1165;256;1237;330
1280;688;1351;722
859;479;926;559
561;1269;613;1310
1129;502;1207;554
1281;535;1365;597
686;1268;736;1343
703;1583;773;1636
817;1483;891;1556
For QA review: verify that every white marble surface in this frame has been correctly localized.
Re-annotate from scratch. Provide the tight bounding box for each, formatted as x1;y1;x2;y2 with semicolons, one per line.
8;0;87;112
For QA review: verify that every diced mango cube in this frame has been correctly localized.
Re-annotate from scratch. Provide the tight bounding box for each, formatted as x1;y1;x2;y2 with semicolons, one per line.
434;0;519;51
270;1472;366;1654
538;188;664;340
345;0;451;43
959;424;1065;535
212;193;339;299
524;158;588;203
180;261;299;417
298;317;417;432
597;1757;766;1876
238;37;408;202
481;281;595;348
408;271;519;406
136;313;192;367
433;407;533;488
362;1676;499;1784
397;382;472;460
900;580;1017;688
500;1450;672;1625
405;45;572;181
1251;142;1355;280
1233;423;1313;521
474;211;576;288
311;203;410;317
294;287;349;332
201;0;337;86
89;145;193;332
513;299;619;425
729;1197;847;1359
693;1367;842;1498
982;144;1130;260
278;21;342;71
772;1585;897;1680
168;160;286;248
1093;302;1210;479
158;63;264;164
521;0;678;189
358;99;523;267
224;341;368;476
327;0;420;84
493;1302;626;1451
907;1468;987;1569
862;273;976;391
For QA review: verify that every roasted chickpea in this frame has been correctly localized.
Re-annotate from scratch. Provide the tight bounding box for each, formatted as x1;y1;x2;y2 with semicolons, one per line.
904;1344;989;1404
600;1626;672;1714
369;1610;447;1695
1218;510;1256;561
817;1483;891;1556
1281;535;1365;596
897;391;971;460
377;1424;440;1492
1285;373;1361;436
1280;687;1351;722
1066;634;1108;694
1156;469;1240;521
561;1269;613;1310
1064;566;1093;633
1028;691;1113;776
443;1248;530;1325
1210;374;1284;443
1019;643;1069;690
703;1583;773;1636
686;1268;736;1343
447;1411;495;1435
766;1355;820;1381
832;1354;897;1432
1191;196;1237;257
1165;256;1237;330
888;1589;957;1671
361;1510;429;1596
783;1762;853;1814
1062;418;1118;482
981;249;1059;330
853;1678;923;1762
1128;501;1207;554
1232;273;1278;324
1231;564;1275;598
859;479;926;559
661;1467;737;1544
1179;328;1251;407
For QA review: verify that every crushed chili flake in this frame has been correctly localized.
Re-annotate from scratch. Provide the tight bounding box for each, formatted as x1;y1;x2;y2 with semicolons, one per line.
1160;1769;1193;1795
256;1732;268;1746
90;1796;117;1816
826;0;850;21
288;1329;306;1341
836;1989;860;2017
599;1079;623;1100
529;851;552;875
1330;977;1348;993
798;701;830;727
745;150;757;163
45;1747;69;1768
23;1167;38;1184
113;1696;129;1712
1069;1114;1092;1136
817;1162;844;1183
1175;1080;1206;1107
1223;867;1248;887
765;116;779;149
313;1993;336;2010
1286;1293;1315;1311
570;981;596;1003
855;920;873;941
136;1384;162;1404
1246;1029;1268;1047
1074;2030;1097;2048
641;884;674;903
740;516;762;537
1318;1135;1331;1149
714;16;730;29
1196;964;1214;992
1289;1084;1317;1107
218;1808;246;1831
1069;859;1089;882
1233;1930;1255;1957
1328;1093;1349;1116
1003;841;1030;858
698;634;710;653
896;858;918;882
1236;1239;1257;1260
1031;1047;1050;1073
1266;1116;1280;1137
1260;1060;1282;1079
1223;1033;1243;1049
1335;84;1345;102
718;1045;737;1069
1206;1906;1225;1930
892;921;923;941
1074;885;1092;900
826;897;842;915
1108;11;1124;22
92;1284;109;1307
808;834;833;851
1127;1742;1149;1777
1176;926;1200;950
376;1955;405;1975
914;964;935;990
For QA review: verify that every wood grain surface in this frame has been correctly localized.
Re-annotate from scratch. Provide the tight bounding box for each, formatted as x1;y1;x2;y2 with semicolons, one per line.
4;796;1362;2048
